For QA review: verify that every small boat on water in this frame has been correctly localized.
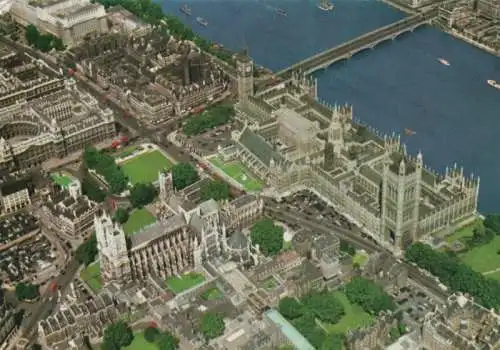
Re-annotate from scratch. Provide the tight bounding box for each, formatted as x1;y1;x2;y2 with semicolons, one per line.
276;8;287;16
438;58;450;66
196;17;208;27
180;4;191;16
405;128;416;136
318;0;335;11
487;79;500;90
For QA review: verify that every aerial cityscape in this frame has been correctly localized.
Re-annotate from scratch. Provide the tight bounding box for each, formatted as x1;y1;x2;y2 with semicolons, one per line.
0;0;499;349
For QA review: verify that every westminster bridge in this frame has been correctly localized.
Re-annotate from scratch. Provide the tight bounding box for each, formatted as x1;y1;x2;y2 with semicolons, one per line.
274;7;439;80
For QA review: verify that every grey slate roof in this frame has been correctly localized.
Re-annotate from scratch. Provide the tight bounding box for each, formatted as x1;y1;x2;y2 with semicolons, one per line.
228;232;248;250
238;127;283;167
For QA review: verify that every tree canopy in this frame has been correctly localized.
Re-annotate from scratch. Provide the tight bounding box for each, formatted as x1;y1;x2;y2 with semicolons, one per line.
200;312;225;340
157;332;179;350
278;297;303;320
172;163;199;191
15;283;39;301
113;207;129;224
144;326;160;343
183;105;235;136
200;180;230;202
302;291;345;324
130;183;157;208
406;242;500;311
250;219;284;256
320;334;344;350
344;277;395;315
83;147;128;194
75;234;98;266
101;321;134;349
25;24;65;52
484;214;500;232
81;178;107;202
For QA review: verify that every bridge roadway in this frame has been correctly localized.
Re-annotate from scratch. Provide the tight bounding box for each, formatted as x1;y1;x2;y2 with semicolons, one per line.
264;205;449;300
276;7;438;79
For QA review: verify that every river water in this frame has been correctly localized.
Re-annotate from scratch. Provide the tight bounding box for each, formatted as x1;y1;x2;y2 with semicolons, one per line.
161;0;500;212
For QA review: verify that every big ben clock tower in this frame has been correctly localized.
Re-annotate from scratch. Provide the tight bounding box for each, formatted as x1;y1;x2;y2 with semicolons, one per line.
236;50;254;100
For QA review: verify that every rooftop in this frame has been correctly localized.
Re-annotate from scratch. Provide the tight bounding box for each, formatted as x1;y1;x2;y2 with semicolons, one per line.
264;309;315;350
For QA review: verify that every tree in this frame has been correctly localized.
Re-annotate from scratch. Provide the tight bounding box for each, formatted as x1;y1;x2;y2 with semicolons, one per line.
52;37;65;51
113;207;129;224
25;24;39;46
484;214;500;233
200;312;225;340
321;334;343;350
301;292;345;324
15;283;39;301
83;146;128;194
130;183;157;208
200;180;229;201
278;297;303;320
157;332;179;350
344;277;395;315
143;326;160;343
172;163;199;191
340;240;356;255
101;321;133;349
82;178;107;202
183;105;235;136
405;242;500;311
75;234;98;266
250;219;284;256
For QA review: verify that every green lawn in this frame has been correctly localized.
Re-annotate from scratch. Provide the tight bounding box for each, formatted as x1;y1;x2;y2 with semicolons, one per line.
321;292;373;334
80;262;102;291
263;277;278;290
209;156;263;192
201;287;224;300
445;220;480;244
461;235;500;273
123;332;157;350
121;150;173;184
166;272;205;294
486;271;500;281
123;209;157;236
352;253;368;266
50;172;74;188
117;145;141;159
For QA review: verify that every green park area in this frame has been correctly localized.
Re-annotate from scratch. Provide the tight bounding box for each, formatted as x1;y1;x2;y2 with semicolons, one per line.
208;156;262;192
166;272;205;294
320;292;373;334
461;235;500;274
50;172;74;188
201;287;224;301
443;220;479;245
80;261;102;292
123;332;157;350
352;252;368;266
121;150;173;185
123;208;157;236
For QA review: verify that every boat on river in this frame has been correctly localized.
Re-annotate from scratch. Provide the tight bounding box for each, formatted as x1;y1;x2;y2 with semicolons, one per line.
196;17;208;27
276;8;287;16
180;4;191;16
318;0;334;11
487;79;500;90
438;58;450;66
405;128;416;136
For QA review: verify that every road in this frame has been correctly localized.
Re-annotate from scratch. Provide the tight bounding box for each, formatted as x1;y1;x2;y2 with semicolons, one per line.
20;258;80;339
264;205;449;300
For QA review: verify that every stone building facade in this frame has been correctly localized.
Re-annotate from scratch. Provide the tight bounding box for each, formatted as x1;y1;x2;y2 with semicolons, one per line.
219;55;479;255
11;0;108;46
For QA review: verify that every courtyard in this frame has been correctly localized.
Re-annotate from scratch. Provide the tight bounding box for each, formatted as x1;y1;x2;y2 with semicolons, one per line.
120;150;173;185
320;292;373;334
80;261;102;292
123;209;157;236
50;171;75;188
460;235;500;274
166;272;205;294
208;156;263;192
123;332;157;350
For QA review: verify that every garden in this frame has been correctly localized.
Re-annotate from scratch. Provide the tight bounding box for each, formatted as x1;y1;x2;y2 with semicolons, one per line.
208;156;263;192
166;272;206;294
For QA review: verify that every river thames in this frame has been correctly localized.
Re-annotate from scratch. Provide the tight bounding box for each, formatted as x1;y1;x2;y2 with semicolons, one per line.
161;0;500;213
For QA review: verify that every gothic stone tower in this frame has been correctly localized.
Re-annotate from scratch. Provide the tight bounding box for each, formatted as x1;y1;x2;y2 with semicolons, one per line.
380;151;422;253
236;52;254;100
95;209;131;283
